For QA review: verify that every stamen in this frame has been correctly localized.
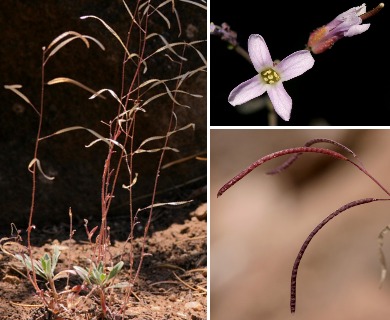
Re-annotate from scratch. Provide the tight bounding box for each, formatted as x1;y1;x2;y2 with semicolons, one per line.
360;3;384;20
260;68;281;84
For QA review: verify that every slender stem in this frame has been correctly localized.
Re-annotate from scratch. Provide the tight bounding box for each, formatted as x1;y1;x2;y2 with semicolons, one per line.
360;3;384;20
233;44;251;63
348;160;390;197
266;100;277;126
26;47;47;298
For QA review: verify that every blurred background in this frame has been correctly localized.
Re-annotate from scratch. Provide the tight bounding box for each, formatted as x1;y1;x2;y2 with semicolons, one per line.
210;1;389;125
211;129;390;319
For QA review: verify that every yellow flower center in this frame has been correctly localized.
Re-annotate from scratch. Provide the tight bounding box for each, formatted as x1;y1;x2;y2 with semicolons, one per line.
260;68;281;84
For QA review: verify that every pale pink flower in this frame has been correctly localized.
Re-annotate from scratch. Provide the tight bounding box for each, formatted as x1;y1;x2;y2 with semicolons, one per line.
228;34;314;121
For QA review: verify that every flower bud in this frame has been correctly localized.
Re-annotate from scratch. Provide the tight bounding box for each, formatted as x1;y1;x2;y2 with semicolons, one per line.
308;3;384;54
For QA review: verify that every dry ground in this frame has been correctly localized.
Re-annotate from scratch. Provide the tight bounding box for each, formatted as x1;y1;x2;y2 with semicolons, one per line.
0;199;207;320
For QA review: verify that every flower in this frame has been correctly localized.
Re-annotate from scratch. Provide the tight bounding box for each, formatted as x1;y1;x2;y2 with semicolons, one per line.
308;3;384;54
228;34;315;121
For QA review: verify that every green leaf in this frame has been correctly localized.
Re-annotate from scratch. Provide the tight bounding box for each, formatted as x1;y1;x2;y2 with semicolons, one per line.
41;253;52;278
15;254;47;279
99;273;107;284
107;261;124;281
51;246;61;273
97;262;104;273
73;266;91;284
91;265;102;284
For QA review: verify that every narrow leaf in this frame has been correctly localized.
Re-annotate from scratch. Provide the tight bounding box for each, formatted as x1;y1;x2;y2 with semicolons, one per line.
47;77;106;100
28;158;55;180
138;200;193;212
107;261;124;281
378;224;390;287
145;34;187;61
47;33;105;59
134;146;179;154
178;0;207;10
122;0;145;32
4;84;39;115
88;88;123;103
80;15;130;57
122;172;138;190
51;245;61;273
73;266;91;283
47;31;89;51
39;126;125;151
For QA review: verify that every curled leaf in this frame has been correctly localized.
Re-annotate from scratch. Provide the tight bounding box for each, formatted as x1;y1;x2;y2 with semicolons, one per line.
145;35;187;61
136;123;195;150
122;173;138;190
28;158;55;180
47;77;106;99
47;31;89;51
39;126;125;151
46;33;104;59
80;15;130;57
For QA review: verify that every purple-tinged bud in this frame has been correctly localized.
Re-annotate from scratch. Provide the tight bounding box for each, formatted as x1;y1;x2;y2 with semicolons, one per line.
307;3;384;54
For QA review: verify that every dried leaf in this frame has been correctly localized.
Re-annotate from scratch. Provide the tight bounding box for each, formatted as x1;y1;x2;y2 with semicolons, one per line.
39;126;125;151
122;173;139;190
47;77;106;99
178;0;207;10
135;146;179;154
47;31;89;50
47;34;104;59
138;200;193;212
146;33;187;61
151;0;172;29
4;84;39;115
80;15;130;57
378;224;390;287
28;158;55;180
122;0;145;32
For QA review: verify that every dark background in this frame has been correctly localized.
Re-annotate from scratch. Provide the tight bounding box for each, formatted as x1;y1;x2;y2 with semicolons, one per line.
211;1;388;126
0;1;206;230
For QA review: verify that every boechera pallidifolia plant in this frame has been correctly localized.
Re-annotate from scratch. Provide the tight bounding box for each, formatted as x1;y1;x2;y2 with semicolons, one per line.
2;0;206;318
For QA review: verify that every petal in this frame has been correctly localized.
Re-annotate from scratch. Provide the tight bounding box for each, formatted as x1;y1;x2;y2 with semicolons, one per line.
277;50;315;82
267;84;292;121
327;4;365;33
335;4;366;21
352;3;367;16
228;75;267;106
344;23;370;37
331;15;362;35
248;34;273;72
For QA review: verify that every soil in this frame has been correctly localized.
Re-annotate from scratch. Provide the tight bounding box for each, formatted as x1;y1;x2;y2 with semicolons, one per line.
0;199;207;320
